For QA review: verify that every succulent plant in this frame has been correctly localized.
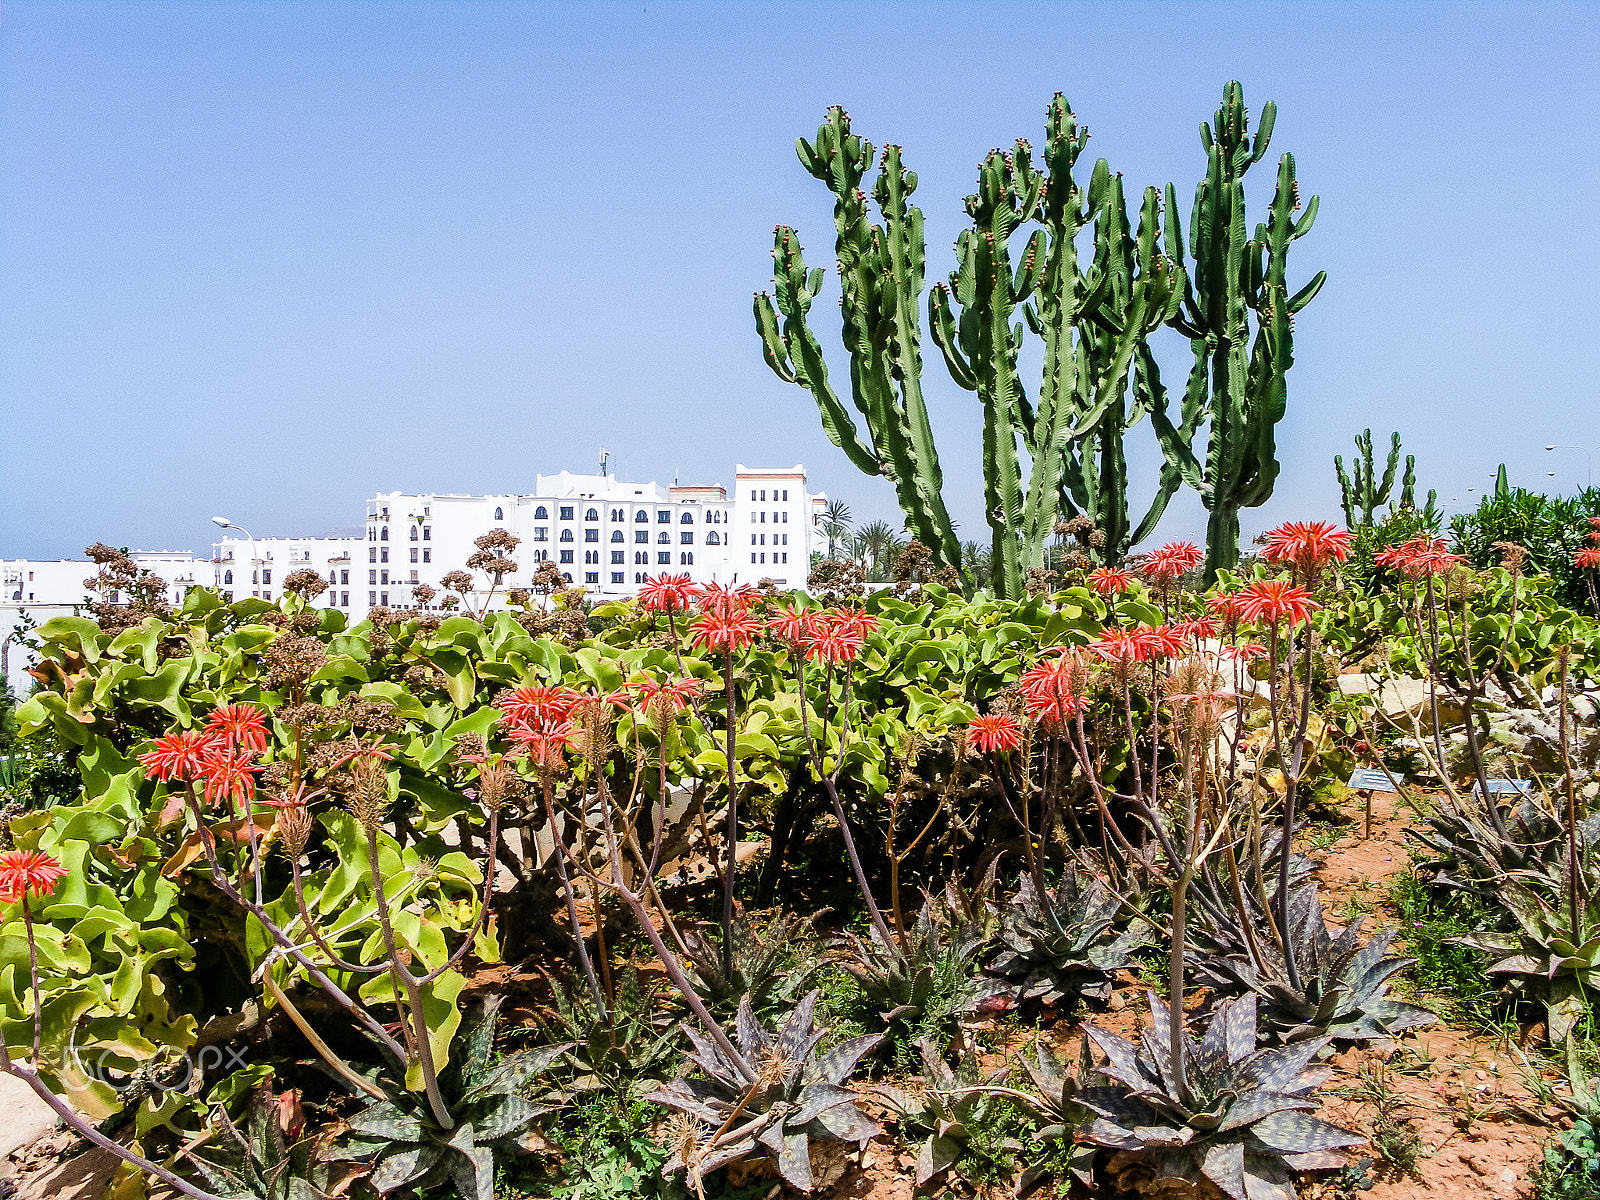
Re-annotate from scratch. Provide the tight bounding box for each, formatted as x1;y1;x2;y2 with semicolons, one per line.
834;890;989;1028
877;1036;1017;1188
646;990;881;1193
327;998;569;1200
1005;1037;1100;1192
1409;792;1600;899
539;962;679;1099
1192;881;1435;1045
981;865;1145;1007
1451;880;1600;1045
678;908;822;1018
184;1085;340;1200
1075;992;1363;1200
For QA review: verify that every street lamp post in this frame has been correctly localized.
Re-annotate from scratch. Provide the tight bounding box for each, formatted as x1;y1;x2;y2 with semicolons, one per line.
212;517;260;598
1545;445;1600;490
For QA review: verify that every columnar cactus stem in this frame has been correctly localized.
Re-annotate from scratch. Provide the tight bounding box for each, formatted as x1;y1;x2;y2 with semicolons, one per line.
1151;82;1325;582
1335;429;1404;527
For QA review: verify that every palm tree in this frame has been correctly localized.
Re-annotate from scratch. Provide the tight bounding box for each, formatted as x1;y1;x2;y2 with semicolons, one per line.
817;499;853;561
854;520;903;583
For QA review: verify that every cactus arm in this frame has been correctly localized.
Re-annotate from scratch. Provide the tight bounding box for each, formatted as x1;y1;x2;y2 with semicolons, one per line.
928;284;977;390
1287;270;1325;313
1334;454;1357;528
1377;431;1402;508
1401;454;1418;509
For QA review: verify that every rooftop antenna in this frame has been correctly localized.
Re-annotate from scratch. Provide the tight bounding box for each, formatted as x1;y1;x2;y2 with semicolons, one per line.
674;465;679;486
598;447;610;477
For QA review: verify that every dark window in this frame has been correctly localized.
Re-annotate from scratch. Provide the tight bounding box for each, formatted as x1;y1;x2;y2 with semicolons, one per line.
681;511;694;523
611;551;624;564
635;551;647;565
635;509;648;522
381;571;388;585
341;591;349;607
340;570;349;585
657;552;671;565
707;532;720;546
263;569;272;584
369;547;377;562
635;530;648;543
381;547;389;562
611;508;623;521
423;526;431;541
561;572;572;583
680;532;693;544
657;532;670;544
422;549;431;563
658;510;671;524
223;570;232;584
585;572;599;584
585;528;599;542
534;506;548;519
381;527;389;541
611;572;625;584
534;527;548;541
559;506;574;520
585;508;599;522
560;549;574;564
560;529;574;542
610;530;623;542
682;552;694;565
409;526;418;541
494;507;504;520
380;592;388;604
410;548;418;562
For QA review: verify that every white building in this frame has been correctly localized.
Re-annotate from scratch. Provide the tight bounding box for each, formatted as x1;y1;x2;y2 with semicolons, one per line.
4;462;827;694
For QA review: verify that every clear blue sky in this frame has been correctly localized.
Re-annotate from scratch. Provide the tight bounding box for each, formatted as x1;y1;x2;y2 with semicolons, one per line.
3;1;1597;560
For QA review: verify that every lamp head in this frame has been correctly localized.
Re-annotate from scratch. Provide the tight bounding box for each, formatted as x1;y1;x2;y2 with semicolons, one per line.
212;516;231;529
1547;445;1557;451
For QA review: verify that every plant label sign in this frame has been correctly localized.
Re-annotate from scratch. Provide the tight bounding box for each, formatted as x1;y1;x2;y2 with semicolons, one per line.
1476;779;1531;796
1347;769;1397;792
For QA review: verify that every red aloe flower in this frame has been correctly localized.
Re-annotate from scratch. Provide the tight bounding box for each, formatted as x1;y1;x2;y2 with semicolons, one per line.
1237;580;1319;626
690;609;763;655
630;676;702;714
968;713;1023;755
1133;624;1188;659
833;606;880;641
1018;654;1086;732
694;581;760;618
1374;536;1464;579
506;718;574;770
1141;541;1203;583
1260;521;1353;576
206;704;270;754
0;850;67;903
497;685;582;727
767;605;823;646
1221;642;1270;663
1091;628;1148;663
803;613;866;665
1209;591;1247;623
1170;617;1219;644
1573;548;1600;570
197;748;262;808
138;730;217;782
637;573;695;615
1086;567;1134;595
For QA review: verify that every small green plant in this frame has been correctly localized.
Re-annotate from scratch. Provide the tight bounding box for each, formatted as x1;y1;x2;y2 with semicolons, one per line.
981;865;1146;1007
1329;1060;1422;1178
1387;873;1501;1028
539;963;681;1101
678;909;821;1019
327;998;569;1200
877;1036;1018;1188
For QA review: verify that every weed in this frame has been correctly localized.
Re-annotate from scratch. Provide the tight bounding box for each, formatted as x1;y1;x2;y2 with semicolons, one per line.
1329;1061;1422;1178
1387;872;1503;1029
1532;1113;1600;1200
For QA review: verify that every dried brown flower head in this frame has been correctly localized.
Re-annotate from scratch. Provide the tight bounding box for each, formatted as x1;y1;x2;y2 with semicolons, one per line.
441;571;475;595
278;805;314;859
411;583;437;605
345;756;389;831
262;635;328;692
282;569;329;599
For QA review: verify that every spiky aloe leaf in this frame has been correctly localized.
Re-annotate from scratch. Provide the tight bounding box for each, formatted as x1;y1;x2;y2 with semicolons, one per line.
1247;1111;1366;1154
444;1130;495;1200
345;1100;426;1144
369;1141;444;1191
806;1033;883;1087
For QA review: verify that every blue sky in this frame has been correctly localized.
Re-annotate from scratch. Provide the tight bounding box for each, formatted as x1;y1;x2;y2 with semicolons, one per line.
3;1;1597;559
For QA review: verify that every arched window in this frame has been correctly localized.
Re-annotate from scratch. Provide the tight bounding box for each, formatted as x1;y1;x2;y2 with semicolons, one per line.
610;530;623;542
682;552;694;565
635;551;647;565
585;508;599;522
657;531;670;544
635;510;648;523
380;527;389;541
560;529;574;542
535;505;548;519
681;511;694;523
562;572;572;583
494;507;504;521
224;570;233;584
409;526;418;540
706;532;720;546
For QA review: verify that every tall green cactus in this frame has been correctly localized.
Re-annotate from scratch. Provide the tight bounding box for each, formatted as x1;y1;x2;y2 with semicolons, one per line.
1150;82;1325;582
754;109;961;570
757;99;1184;598
1335;429;1413;526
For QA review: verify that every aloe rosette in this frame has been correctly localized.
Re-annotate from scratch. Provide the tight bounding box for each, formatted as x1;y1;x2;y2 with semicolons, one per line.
1075;993;1363;1200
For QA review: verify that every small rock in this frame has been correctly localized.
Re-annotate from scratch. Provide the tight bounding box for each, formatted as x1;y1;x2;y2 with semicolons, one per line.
1107;990;1125;1012
1500;1168;1517;1183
